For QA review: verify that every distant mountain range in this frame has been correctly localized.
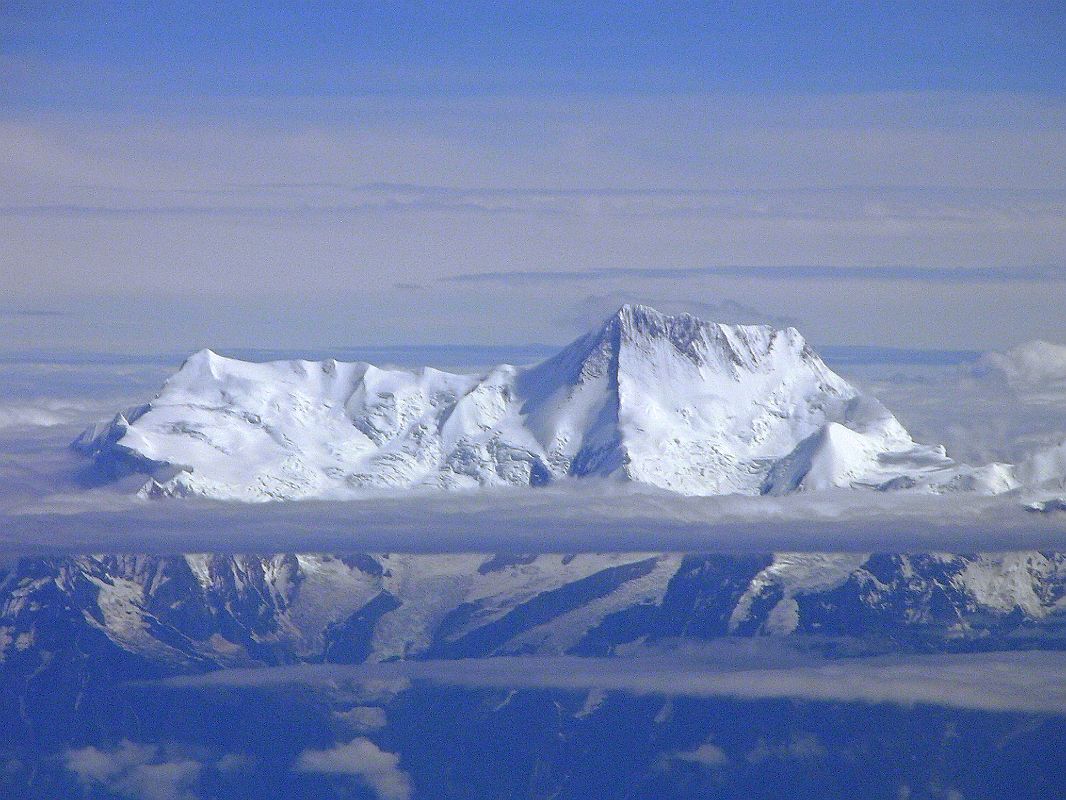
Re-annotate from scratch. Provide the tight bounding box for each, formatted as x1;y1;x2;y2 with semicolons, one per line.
3;550;1064;799
3;552;1064;680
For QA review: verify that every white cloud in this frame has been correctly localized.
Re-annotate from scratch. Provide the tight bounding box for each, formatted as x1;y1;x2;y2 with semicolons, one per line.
846;340;1066;465
333;705;388;733
1018;439;1066;490
975;340;1066;395
162;649;1066;716
0;400;91;430
65;741;201;800
673;742;729;767
296;737;412;800
65;740;157;783
4;474;1066;553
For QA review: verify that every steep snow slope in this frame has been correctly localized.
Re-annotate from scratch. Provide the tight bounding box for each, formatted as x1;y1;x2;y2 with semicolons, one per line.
74;304;1014;501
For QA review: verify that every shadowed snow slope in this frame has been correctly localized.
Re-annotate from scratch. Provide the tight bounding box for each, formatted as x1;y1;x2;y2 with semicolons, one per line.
74;305;1015;501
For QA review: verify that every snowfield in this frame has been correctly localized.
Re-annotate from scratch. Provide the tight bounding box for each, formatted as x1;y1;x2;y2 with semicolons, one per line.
75;304;1024;502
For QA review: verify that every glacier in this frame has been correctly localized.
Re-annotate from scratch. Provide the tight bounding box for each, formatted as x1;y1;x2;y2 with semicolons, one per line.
74;304;1018;502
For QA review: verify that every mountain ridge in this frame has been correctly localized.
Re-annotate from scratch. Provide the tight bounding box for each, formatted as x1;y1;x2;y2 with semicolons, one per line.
74;304;1016;501
4;551;1064;674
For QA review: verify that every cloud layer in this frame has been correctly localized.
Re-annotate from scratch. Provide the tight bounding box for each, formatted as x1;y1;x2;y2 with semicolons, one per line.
3;91;1066;351
852;341;1066;464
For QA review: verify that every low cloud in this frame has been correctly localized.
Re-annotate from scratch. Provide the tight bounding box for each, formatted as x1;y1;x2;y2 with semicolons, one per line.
161;649;1066;716
333;705;388;733
975;340;1066;394
3;472;1066;555
65;741;201;800
4;480;1066;555
853;339;1066;465
672;741;729;767
0;400;95;430
296;737;412;800
1018;440;1066;489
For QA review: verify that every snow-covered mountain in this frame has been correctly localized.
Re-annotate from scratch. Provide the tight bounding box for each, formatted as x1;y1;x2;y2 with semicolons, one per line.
74;304;1015;501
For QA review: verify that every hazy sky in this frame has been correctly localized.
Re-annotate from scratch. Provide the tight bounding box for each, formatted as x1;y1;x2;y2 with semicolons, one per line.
2;2;1065;352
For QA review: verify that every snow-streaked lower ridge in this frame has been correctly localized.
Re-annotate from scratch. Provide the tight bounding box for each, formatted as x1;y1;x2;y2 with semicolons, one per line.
3;553;1064;671
74;304;1018;501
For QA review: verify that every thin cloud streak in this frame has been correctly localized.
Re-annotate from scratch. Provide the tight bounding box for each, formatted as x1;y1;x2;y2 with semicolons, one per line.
445;264;1065;285
0;307;68;317
5;183;1064;225
160;650;1066;716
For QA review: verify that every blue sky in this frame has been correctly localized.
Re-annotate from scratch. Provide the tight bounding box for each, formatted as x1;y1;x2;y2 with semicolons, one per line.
2;2;1065;351
6;2;1066;99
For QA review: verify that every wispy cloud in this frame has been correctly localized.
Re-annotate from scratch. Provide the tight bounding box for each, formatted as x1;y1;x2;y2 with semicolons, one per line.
3;92;1066;350
3;182;1064;229
0;306;68;317
0;400;99;430
444;264;1065;285
671;741;730;767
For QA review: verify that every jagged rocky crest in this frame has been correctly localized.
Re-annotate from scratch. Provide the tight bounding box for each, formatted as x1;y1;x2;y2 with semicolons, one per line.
74;304;1017;501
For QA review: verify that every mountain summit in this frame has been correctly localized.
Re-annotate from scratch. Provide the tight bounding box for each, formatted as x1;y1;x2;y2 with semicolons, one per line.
75;305;1015;501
